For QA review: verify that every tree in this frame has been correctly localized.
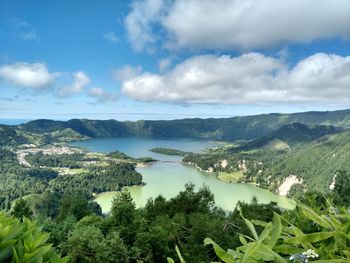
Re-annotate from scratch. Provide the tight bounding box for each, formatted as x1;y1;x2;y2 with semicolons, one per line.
58;190;101;221
11;198;33;220
64;226;128;263
333;170;350;206
167;183;215;217
110;191;139;246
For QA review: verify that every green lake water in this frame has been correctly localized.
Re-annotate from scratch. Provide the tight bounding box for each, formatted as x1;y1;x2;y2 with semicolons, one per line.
71;137;294;213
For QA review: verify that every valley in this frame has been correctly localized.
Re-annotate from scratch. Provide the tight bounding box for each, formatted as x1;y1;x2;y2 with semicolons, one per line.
1;109;350;262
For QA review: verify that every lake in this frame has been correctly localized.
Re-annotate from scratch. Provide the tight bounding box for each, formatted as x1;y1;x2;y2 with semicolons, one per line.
71;137;294;213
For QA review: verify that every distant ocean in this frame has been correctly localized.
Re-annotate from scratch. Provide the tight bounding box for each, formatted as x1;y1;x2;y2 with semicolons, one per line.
0;119;32;125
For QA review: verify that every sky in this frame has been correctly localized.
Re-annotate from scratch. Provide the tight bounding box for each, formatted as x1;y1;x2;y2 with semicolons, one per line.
1;0;350;121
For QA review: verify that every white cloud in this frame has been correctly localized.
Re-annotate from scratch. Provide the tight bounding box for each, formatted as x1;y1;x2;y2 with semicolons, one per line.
121;52;350;105
0;62;57;89
113;65;142;81
88;87;118;102
125;0;169;51
125;0;350;51
103;32;118;43
58;71;90;97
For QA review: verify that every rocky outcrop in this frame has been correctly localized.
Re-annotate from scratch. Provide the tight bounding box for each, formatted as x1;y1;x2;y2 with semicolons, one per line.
278;175;303;196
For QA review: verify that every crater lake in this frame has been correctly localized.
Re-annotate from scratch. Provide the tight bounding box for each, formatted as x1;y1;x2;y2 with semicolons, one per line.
70;137;294;213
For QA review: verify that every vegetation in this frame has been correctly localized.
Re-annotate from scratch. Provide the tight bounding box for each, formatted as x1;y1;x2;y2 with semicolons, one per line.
0;124;28;146
3;182;349;262
38;184;283;263
0;148;143;210
26;152;85;168
0;212;67;262
107;150;156;163
230;123;339;152
17;108;350;141
182;128;350;193
49;162;143;193
150;147;191;156
2;109;350;261
170;199;350;262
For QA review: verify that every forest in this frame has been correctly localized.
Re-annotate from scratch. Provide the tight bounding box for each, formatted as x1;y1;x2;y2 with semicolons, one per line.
2;177;350;262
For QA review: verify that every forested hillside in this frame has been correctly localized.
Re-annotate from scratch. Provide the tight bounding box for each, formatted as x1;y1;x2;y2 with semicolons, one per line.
0;124;28;146
264;130;350;192
181;127;350;195
18;108;350;141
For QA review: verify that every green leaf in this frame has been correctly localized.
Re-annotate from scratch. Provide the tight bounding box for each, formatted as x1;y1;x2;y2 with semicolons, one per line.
240;211;259;241
257;225;271;243
241;243;261;263
268;212;282;248
167;258;175;263
175;245;186;263
285;232;333;244
273;244;304;255
239;235;248;246
204;238;235;263
297;202;333;229
252;244;287;263
251;220;270;228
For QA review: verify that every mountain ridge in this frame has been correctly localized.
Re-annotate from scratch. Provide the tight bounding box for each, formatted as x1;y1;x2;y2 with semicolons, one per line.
17;108;350;141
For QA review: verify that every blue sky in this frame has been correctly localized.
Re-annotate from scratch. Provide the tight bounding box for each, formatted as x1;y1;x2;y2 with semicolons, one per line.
1;0;350;120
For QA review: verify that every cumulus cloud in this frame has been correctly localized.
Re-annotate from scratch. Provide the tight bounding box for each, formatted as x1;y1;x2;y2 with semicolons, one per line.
0;62;57;89
121;52;350;105
88;87;118;102
125;0;350;51
103;32;118;43
58;71;90;97
125;0;170;51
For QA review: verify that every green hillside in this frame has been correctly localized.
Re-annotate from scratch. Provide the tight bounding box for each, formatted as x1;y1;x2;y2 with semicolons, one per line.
18;108;350;141
0;124;28;146
264;130;350;192
233;123;340;152
181;126;350;194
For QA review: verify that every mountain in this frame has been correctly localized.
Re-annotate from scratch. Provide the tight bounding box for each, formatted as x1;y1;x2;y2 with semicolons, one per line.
234;123;340;152
0;125;28;146
17;108;350;141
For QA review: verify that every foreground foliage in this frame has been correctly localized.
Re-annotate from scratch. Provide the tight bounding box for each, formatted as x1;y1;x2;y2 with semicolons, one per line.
0;212;66;262
169;198;350;262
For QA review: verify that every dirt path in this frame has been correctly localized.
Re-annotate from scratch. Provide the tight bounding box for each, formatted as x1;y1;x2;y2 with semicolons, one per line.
17;152;31;167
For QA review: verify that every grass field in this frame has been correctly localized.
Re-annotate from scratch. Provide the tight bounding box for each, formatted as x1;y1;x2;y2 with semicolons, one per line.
217;170;244;183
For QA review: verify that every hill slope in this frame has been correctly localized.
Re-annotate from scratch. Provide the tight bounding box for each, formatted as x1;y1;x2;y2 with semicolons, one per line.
0;125;28;146
234;123;340;151
264;130;350;192
18;108;350;141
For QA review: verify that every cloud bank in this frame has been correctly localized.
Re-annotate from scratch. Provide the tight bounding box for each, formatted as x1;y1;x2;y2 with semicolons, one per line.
125;0;350;51
121;53;350;105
